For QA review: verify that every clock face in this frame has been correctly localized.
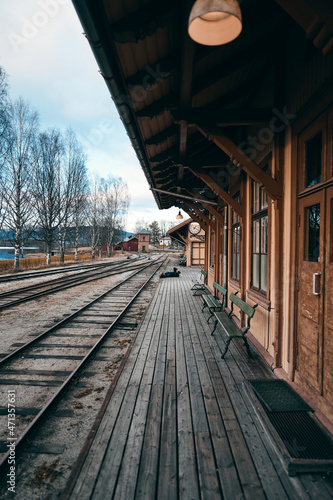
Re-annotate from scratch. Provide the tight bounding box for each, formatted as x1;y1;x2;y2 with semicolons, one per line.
189;222;201;235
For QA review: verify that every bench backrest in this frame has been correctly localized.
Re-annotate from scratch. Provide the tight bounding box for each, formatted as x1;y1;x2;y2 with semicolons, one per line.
213;282;227;297
229;293;257;318
201;270;207;280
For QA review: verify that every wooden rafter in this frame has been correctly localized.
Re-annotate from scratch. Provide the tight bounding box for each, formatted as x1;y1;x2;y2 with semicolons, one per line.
126;52;178;89
180;162;244;217
173;231;187;244
186;190;224;224
179;203;207;230
273;0;333;54
185;202;215;230
172;108;272;127
196;125;282;201
135;38;277;121
145;126;178;146
111;0;180;43
136;93;177;119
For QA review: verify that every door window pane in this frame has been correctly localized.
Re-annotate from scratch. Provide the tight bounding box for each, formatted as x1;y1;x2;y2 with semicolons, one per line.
253;254;260;289
261;216;268;253
305;204;320;262
253;220;260;253
305;132;322;188
261;255;267;291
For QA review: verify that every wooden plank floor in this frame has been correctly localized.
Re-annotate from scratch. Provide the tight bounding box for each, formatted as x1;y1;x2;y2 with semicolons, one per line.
66;264;333;500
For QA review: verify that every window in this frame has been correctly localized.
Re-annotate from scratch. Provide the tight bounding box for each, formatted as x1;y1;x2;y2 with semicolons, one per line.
231;195;241;281
210;229;215;267
252;180;268;293
305;132;322;188
304;204;320;262
143;236;145;241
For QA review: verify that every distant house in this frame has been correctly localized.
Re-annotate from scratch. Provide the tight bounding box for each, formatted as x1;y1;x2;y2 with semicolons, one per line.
138;230;150;252
159;236;171;246
122;236;138;252
113;235;138;252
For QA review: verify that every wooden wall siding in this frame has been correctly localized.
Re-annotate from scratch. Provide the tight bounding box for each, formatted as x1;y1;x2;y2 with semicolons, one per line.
281;126;295;378
286;28;333;116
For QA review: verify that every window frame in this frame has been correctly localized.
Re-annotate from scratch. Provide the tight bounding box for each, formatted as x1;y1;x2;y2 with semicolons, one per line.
251;163;270;296
231;193;241;282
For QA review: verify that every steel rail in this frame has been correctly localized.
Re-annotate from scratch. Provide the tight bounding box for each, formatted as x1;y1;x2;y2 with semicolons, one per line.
0;258;155;311
0;256;166;478
0;257;142;298
0;261;108;283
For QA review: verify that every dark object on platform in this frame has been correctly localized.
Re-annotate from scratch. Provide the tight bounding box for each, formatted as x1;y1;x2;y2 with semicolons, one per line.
160;267;181;278
249;380;313;412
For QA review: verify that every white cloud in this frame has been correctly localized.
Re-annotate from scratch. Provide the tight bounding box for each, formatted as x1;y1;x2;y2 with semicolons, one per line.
0;0;177;232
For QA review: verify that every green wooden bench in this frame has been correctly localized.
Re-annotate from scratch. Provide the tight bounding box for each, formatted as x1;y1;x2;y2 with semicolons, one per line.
202;282;227;323
179;255;187;266
211;292;258;359
191;269;207;295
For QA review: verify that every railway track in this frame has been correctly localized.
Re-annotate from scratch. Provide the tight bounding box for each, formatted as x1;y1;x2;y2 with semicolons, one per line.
0;260;114;283
0;255;166;480
0;256;151;311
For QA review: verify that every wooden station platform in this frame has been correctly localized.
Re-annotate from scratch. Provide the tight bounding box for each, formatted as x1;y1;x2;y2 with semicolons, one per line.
64;264;333;500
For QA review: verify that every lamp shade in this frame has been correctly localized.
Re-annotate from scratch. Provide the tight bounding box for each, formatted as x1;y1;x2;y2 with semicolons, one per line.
188;0;242;46
176;210;184;220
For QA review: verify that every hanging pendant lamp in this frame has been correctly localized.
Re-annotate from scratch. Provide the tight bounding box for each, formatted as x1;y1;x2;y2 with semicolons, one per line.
188;0;242;46
176;210;184;220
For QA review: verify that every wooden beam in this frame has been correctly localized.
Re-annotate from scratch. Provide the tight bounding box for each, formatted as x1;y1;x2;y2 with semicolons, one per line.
145;126;178;146
182;163;245;218
186;190;224;224
196;125;282;201
136;92;177;119
126;52;178;89
173;231;187;244
172;108;272;127
149;145;179;164
193;38;272;96
185;202;215;230
180;203;207;230
135;38;276;120
111;0;180;43
273;0;333;53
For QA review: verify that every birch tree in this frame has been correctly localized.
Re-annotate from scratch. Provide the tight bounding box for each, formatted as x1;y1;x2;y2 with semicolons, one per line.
0;97;39;269
33;129;63;265
58;129;87;263
100;176;129;257
71;159;88;262
86;176;101;260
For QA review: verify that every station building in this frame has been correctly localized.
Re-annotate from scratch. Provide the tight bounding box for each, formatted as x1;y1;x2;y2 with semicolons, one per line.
72;0;333;423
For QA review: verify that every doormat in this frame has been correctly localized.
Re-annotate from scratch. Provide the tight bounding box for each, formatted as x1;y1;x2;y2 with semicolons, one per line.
249;380;313;412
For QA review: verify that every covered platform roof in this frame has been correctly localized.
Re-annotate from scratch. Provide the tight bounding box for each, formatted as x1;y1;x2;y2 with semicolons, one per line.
72;0;333;221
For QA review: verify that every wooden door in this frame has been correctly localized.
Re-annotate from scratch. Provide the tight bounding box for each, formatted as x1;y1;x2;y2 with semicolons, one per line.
323;186;333;404
191;242;205;266
297;191;325;392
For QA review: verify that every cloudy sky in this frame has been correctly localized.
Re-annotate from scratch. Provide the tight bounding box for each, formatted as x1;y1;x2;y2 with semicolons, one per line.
0;0;177;232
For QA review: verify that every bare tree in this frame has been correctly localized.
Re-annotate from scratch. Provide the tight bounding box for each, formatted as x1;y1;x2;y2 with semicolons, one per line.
134;218;149;234
159;219;175;236
58;129;87;263
100;176;129;257
71;159;89;262
85;175;101;260
0;97;39;269
33;129;63;265
0;68;10;231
